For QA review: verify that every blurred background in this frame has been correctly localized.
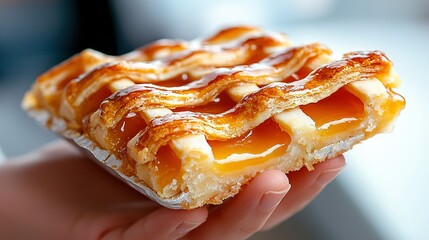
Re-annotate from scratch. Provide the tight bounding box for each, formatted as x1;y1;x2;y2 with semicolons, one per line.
1;0;428;239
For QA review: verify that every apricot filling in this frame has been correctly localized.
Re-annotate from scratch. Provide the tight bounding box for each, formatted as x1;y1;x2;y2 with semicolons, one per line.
300;87;365;134
209;118;291;172
106;113;147;176
152;145;183;189
79;85;113;121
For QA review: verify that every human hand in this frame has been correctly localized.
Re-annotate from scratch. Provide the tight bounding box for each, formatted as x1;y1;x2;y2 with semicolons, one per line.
0;141;344;240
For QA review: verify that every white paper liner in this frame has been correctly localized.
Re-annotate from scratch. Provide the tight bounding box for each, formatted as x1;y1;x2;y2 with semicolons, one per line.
28;109;190;209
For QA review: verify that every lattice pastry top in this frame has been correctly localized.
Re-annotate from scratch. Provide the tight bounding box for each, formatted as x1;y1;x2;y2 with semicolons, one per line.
22;26;405;209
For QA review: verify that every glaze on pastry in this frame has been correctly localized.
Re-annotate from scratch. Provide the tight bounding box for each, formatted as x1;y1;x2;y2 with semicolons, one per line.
22;26;405;209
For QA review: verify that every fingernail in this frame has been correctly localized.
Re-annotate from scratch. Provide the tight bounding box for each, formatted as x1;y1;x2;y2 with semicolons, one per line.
259;186;290;213
175;221;204;234
316;167;344;187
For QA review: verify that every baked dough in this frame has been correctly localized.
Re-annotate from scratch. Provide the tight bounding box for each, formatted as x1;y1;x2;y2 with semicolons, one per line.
22;26;405;209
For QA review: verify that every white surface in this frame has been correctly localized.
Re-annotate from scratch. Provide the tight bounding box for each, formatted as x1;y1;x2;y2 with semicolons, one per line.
281;20;429;240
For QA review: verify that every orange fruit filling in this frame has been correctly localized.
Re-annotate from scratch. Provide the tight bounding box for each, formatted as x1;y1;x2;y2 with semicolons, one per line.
300;87;365;134
210;118;291;172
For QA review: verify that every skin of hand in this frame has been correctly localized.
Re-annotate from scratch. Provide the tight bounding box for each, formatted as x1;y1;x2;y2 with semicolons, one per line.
0;140;345;240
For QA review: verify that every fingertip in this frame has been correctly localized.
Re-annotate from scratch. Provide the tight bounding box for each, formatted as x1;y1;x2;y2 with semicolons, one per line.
314;154;346;176
329;154;346;167
152;206;209;228
172;207;209;236
177;206;209;224
251;170;290;213
252;170;290;193
315;155;345;187
237;170;290;212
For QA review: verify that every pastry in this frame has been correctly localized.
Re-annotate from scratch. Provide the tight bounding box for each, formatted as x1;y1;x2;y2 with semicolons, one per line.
22;26;405;209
